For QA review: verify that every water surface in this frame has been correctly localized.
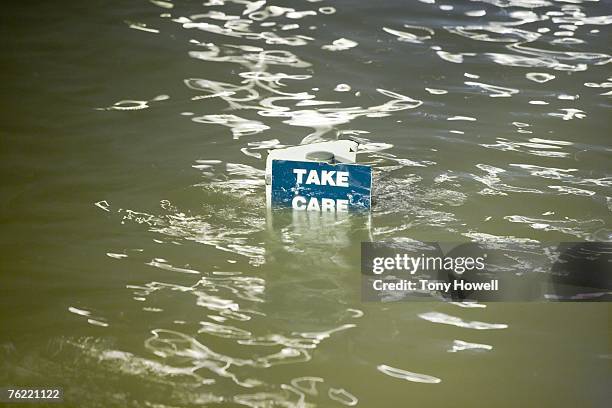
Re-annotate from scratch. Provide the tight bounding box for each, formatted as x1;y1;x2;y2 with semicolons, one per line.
1;0;611;407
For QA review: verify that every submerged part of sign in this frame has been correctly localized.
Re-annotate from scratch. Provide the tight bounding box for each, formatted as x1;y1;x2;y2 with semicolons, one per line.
271;159;372;211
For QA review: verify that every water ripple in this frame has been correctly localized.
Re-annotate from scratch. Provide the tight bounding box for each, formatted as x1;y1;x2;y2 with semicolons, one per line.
377;364;442;384
418;312;508;330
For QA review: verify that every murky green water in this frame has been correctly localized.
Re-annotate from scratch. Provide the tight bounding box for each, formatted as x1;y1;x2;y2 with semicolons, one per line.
1;0;611;406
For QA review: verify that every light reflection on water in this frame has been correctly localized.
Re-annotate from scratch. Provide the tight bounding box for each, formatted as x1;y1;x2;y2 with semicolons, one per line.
1;0;611;406
89;0;610;403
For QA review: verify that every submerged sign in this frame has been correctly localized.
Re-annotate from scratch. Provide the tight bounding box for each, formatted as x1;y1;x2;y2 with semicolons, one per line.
271;159;372;211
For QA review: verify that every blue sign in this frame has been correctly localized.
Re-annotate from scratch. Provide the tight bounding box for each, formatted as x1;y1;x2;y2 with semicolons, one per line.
271;160;372;211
